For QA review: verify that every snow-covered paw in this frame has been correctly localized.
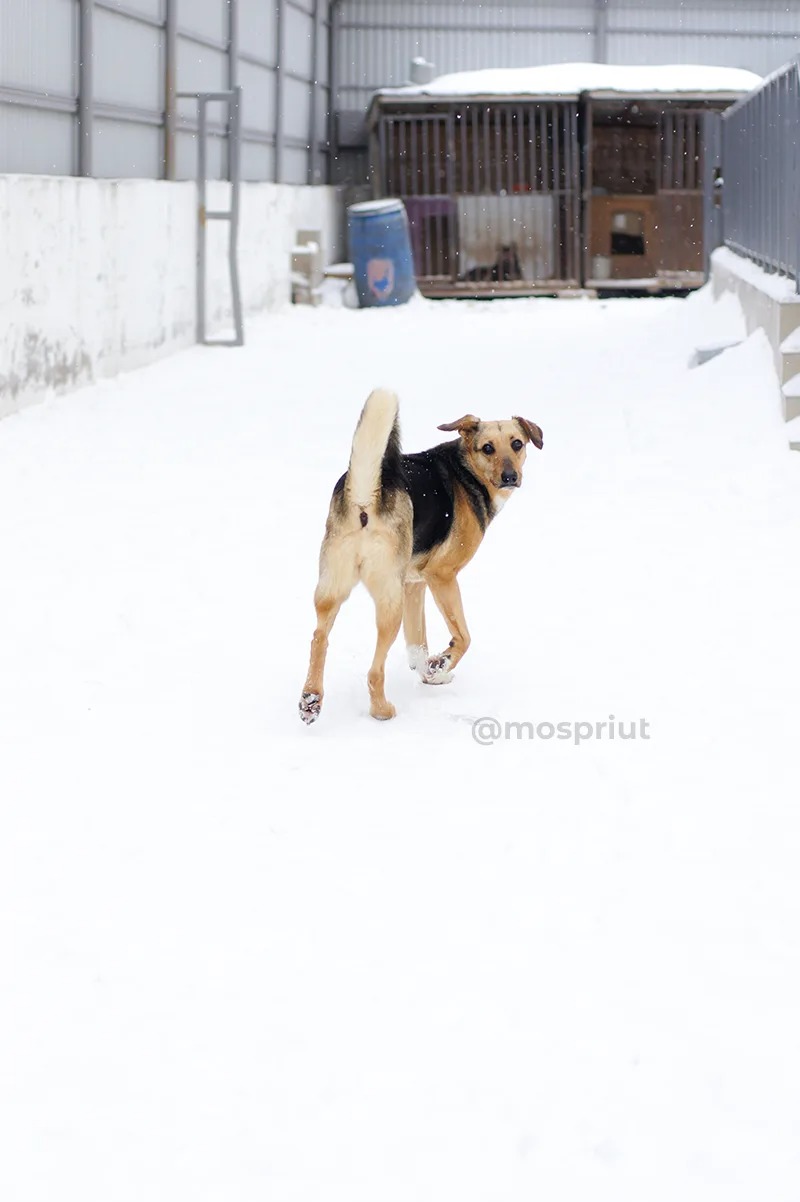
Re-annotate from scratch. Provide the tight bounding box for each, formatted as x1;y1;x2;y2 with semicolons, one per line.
299;691;322;724
407;644;428;673
421;654;454;685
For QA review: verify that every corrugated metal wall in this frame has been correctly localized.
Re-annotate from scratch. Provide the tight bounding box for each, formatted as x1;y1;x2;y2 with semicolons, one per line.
335;0;800;113
335;1;596;114
3;0;799;182
330;0;800;185
0;0;332;183
607;0;800;77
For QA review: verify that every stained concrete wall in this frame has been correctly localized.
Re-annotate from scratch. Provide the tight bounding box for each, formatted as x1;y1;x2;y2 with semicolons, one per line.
0;175;341;419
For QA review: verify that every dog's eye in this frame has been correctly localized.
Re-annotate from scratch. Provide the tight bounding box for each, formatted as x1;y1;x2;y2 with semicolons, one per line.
481;443;495;455
511;439;523;452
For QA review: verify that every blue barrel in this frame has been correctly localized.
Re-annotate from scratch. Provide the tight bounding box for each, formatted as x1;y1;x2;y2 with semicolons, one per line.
347;199;416;308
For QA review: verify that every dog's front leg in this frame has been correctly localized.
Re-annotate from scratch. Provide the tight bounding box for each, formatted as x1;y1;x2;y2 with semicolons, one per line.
421;575;471;685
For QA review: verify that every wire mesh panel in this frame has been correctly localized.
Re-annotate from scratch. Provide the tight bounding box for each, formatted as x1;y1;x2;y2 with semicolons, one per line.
376;99;580;294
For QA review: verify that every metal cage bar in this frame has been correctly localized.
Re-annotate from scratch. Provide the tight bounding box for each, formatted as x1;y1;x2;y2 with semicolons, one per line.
372;97;582;295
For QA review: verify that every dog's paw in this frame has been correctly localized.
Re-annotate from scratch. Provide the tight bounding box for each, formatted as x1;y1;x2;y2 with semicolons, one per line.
407;644;428;673
421;654;454;685
299;692;322;724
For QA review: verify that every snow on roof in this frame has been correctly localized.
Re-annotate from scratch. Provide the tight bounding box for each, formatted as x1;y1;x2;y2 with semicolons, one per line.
374;63;762;103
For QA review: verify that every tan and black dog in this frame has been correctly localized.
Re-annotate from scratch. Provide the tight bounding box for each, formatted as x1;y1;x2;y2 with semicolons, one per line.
299;389;543;723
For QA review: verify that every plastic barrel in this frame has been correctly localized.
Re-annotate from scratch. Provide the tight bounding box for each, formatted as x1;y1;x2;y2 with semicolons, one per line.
347;199;416;308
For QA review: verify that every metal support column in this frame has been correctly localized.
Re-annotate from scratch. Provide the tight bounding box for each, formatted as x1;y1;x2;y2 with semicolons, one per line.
78;0;94;175
308;0;323;184
228;0;239;182
594;0;609;64
275;0;285;182
164;0;178;179
177;88;244;348
329;0;342;181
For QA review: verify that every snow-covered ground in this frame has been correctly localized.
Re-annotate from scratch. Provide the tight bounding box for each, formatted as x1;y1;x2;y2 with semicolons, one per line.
2;288;800;1201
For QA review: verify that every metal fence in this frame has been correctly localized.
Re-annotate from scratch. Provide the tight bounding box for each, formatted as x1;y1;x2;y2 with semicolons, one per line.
0;0;332;184
722;58;800;290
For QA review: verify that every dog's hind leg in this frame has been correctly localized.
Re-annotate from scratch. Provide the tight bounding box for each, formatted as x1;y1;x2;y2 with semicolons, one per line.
420;575;471;685
299;541;357;724
403;580;428;674
361;568;404;720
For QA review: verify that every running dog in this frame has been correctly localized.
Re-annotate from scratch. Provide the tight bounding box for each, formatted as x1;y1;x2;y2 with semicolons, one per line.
299;390;543;723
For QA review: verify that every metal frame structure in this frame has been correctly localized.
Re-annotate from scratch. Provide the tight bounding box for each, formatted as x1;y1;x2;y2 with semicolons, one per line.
177;88;245;347
722;58;800;291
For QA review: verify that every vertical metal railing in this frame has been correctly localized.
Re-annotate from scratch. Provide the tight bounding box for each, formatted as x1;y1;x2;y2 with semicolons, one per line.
177;88;244;348
722;58;800;290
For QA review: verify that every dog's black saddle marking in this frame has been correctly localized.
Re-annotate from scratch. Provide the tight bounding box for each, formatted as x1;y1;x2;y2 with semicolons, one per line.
330;428;491;557
401;442;491;556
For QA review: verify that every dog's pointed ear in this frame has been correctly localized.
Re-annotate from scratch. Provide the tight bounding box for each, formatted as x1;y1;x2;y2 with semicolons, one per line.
437;414;481;436
513;416;543;450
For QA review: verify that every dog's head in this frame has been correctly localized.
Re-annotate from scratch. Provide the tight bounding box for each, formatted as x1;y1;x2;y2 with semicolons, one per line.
437;414;543;494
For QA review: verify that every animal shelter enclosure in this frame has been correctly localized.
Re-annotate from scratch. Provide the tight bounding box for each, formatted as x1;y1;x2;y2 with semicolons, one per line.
583;92;729;291
368;97;581;296
367;70;748;296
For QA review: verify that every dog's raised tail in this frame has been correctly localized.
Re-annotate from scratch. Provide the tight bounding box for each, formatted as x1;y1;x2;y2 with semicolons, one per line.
345;388;400;509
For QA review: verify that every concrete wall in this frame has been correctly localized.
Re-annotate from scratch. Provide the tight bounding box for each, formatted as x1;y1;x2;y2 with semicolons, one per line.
710;246;800;425
0;174;341;418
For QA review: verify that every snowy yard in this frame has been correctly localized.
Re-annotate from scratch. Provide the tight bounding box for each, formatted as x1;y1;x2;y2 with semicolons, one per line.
3;288;800;1201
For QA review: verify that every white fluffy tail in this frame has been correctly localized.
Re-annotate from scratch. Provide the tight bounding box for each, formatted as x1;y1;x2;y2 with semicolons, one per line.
345;388;399;508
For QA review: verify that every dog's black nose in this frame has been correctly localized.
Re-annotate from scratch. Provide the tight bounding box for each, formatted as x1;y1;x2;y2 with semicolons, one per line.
501;468;518;486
